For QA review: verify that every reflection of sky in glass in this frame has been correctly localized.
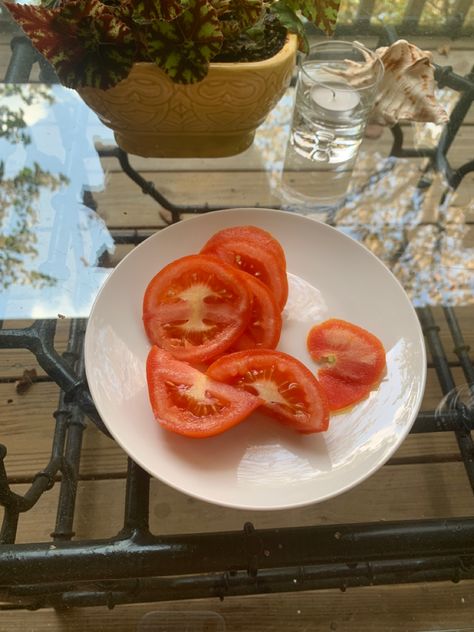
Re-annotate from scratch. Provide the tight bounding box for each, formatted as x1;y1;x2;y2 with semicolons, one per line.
0;85;115;319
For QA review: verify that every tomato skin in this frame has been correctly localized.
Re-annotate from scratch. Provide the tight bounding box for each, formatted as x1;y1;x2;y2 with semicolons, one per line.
146;346;262;438
143;254;251;364
307;319;386;411
200;226;288;311
232;271;282;351
316;373;374;412
207;349;329;433
202;225;287;268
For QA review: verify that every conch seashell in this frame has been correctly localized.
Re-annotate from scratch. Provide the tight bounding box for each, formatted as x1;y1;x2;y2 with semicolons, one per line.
326;40;449;126
373;40;449;126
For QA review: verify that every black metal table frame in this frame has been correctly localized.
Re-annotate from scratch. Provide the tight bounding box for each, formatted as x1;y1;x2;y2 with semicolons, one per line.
1;19;474;610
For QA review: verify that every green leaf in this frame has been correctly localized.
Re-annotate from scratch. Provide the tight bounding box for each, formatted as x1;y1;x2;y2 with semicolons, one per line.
284;0;341;35
142;0;223;84
5;0;135;89
270;1;308;53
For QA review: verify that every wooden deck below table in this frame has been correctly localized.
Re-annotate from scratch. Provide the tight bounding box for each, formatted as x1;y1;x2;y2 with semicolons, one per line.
0;582;474;631
1;314;473;630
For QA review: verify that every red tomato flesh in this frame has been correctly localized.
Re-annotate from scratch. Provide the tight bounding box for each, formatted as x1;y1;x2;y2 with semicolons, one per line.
143;254;251;364
207;350;329;433
200;225;288;311
315;373;375;412
307;319;386;411
147;346;262;438
232;271;282;351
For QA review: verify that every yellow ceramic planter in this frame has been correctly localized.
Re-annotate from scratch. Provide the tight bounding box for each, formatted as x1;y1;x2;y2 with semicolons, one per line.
78;34;297;158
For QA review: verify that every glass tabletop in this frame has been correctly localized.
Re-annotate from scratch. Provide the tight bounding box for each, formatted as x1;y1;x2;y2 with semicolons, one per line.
0;47;472;320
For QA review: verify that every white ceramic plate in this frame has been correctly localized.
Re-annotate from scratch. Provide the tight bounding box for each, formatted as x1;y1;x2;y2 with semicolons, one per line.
85;209;426;510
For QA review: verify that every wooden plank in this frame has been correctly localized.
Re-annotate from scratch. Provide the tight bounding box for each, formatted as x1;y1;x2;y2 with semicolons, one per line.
0;42;10;78
0;382;127;480
93;171;281;227
430;46;474;76
0;359;471;482
106;243;135;268
99;112;474;177
405;36;474;50
2;582;474;632
3;462;473;544
4;305;470;383
454;172;474;207
94;123;474;229
355;0;377;24
429;306;474;366
0;387;463;480
0;319;71;379
450;0;474;25
0;44;42;82
401;0;429;29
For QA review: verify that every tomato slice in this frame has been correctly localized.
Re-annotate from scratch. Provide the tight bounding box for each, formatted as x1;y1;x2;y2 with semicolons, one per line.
143;254;251;364
200;225;288;311
147;347;262;437
207;350;329;433
307;319;386;411
202;225;287;268
314;373;375;411
232;271;282;351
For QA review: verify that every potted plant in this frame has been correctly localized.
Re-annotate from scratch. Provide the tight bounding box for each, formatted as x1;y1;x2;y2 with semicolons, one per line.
5;0;340;157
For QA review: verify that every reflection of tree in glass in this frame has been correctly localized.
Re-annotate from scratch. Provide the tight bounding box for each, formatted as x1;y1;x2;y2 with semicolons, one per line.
333;150;474;307
0;85;69;290
0;106;30;145
0;85;54;145
1;164;68;289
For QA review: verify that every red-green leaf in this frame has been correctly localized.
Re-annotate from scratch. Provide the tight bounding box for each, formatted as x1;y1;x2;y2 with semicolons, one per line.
4;0;135;90
4;3;57;53
270;1;308;53
132;0;188;22
143;0;223;84
212;0;263;39
231;0;263;30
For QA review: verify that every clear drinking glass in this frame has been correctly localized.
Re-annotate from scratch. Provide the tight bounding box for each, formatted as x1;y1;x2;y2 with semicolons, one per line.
280;40;384;211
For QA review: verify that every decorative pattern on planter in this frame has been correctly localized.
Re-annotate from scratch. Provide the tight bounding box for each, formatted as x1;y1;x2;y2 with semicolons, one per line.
78;35;298;158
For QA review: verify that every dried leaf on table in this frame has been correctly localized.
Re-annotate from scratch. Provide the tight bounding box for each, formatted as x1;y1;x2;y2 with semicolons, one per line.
15;368;37;395
437;43;451;56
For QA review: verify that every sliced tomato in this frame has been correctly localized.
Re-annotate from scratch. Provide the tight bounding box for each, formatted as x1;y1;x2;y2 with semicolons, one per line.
207;350;329;433
143;254;251;364
200;225;288;311
314;373;375;411
202;225;287;268
232;271;282;351
147;347;262;437
307;319;386;411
